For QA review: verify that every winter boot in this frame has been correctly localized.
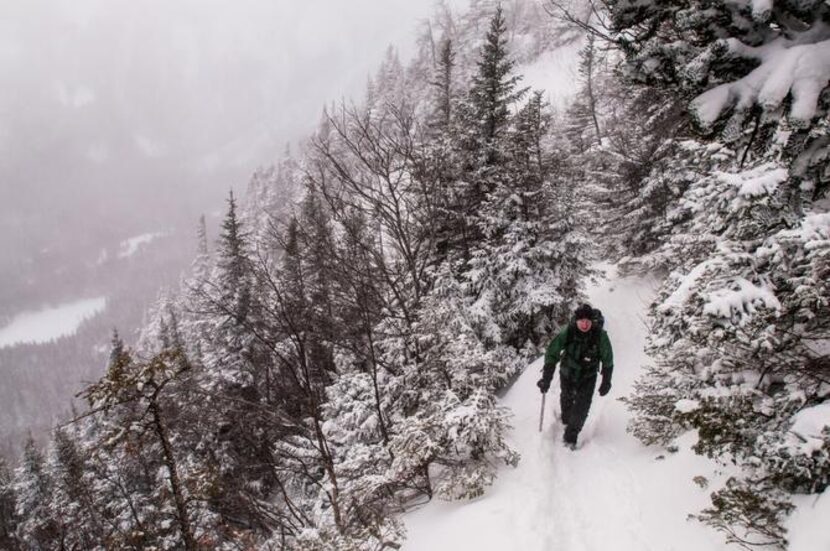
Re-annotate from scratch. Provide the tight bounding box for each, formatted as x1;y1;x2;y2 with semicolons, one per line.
563;427;578;450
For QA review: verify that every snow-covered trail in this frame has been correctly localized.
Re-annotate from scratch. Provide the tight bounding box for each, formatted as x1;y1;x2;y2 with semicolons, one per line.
403;269;730;551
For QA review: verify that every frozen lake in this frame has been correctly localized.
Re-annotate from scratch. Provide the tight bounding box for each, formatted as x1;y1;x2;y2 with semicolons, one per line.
0;297;107;348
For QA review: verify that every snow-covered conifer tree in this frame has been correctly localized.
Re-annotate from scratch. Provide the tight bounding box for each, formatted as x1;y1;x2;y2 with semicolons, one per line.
0;456;16;550
46;427;106;549
469;91;590;351
14;437;58;547
603;0;830;546
82;346;208;550
389;263;520;500
462;4;527;185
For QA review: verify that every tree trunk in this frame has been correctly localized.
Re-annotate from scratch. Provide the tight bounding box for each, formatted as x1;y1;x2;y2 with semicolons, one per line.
150;400;197;551
584;36;602;146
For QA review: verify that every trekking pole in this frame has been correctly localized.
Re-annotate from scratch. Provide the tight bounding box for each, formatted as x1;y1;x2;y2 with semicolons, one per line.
538;393;546;432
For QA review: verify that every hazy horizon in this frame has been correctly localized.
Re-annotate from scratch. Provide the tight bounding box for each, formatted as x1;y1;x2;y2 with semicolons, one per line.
0;0;466;310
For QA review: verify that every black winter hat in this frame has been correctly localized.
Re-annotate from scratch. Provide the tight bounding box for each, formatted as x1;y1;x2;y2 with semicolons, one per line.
574;304;593;320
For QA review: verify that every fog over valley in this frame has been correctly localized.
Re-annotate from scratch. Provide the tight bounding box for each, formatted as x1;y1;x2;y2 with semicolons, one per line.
0;0;459;308
0;0;465;458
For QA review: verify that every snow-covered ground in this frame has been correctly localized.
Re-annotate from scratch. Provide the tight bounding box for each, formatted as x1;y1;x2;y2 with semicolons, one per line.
403;268;829;551
117;231;166;258
0;297;106;348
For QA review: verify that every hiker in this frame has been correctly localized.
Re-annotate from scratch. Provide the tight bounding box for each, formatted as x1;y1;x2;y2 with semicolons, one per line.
537;303;614;448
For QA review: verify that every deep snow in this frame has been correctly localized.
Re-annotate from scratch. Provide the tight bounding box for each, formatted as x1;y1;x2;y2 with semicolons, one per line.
403;268;829;551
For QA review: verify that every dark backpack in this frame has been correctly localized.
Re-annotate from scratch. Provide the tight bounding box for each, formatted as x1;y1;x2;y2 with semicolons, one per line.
590;308;605;333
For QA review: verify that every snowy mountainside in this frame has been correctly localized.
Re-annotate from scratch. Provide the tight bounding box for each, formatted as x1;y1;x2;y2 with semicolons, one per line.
7;0;828;548
403;268;830;551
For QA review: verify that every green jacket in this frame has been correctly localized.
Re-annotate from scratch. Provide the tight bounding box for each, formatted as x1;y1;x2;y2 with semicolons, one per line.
542;324;614;382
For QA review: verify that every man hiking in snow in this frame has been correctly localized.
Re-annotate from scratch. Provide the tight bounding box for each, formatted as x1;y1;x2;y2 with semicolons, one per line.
537;304;614;448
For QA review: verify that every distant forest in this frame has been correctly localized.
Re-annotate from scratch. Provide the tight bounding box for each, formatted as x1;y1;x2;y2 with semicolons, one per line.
0;230;193;459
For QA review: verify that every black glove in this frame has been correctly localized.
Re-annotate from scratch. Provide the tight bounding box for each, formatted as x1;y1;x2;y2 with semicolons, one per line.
598;373;612;396
537;378;551;393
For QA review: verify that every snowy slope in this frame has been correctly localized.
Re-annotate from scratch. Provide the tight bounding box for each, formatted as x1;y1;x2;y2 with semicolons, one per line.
521;39;585;109
403;268;734;551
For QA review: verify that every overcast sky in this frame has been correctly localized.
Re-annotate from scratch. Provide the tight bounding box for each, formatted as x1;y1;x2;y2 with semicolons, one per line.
0;0;466;265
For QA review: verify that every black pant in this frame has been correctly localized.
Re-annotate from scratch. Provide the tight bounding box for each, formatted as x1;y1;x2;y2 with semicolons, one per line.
560;372;597;440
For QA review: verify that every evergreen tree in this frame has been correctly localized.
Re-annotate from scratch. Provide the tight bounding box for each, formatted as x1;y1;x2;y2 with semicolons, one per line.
214;190;252;329
196;213;208;257
46;427;106;549
371;46;408;119
296;191;338;387
188;191;285;539
14;437;58;548
430;37;457;131
266;228;349;539
606;0;830;186
624;155;829;548
458;5;531;266
82;347;204;550
181;214;213;365
387;262;520;499
0;456;18;550
468;91;590;350
587;86;693;269
137;289;183;356
467;4;526;162
243;155;302;247
601;1;830;546
417;35;470;266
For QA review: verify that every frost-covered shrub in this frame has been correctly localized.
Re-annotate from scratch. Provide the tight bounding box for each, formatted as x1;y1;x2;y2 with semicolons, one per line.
692;478;795;551
288;517;405;551
625;154;829;548
433;388;520;500
382;265;521;501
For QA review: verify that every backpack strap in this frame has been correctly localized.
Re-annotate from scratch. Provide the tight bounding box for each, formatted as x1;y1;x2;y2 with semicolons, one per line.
564;321;574;349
